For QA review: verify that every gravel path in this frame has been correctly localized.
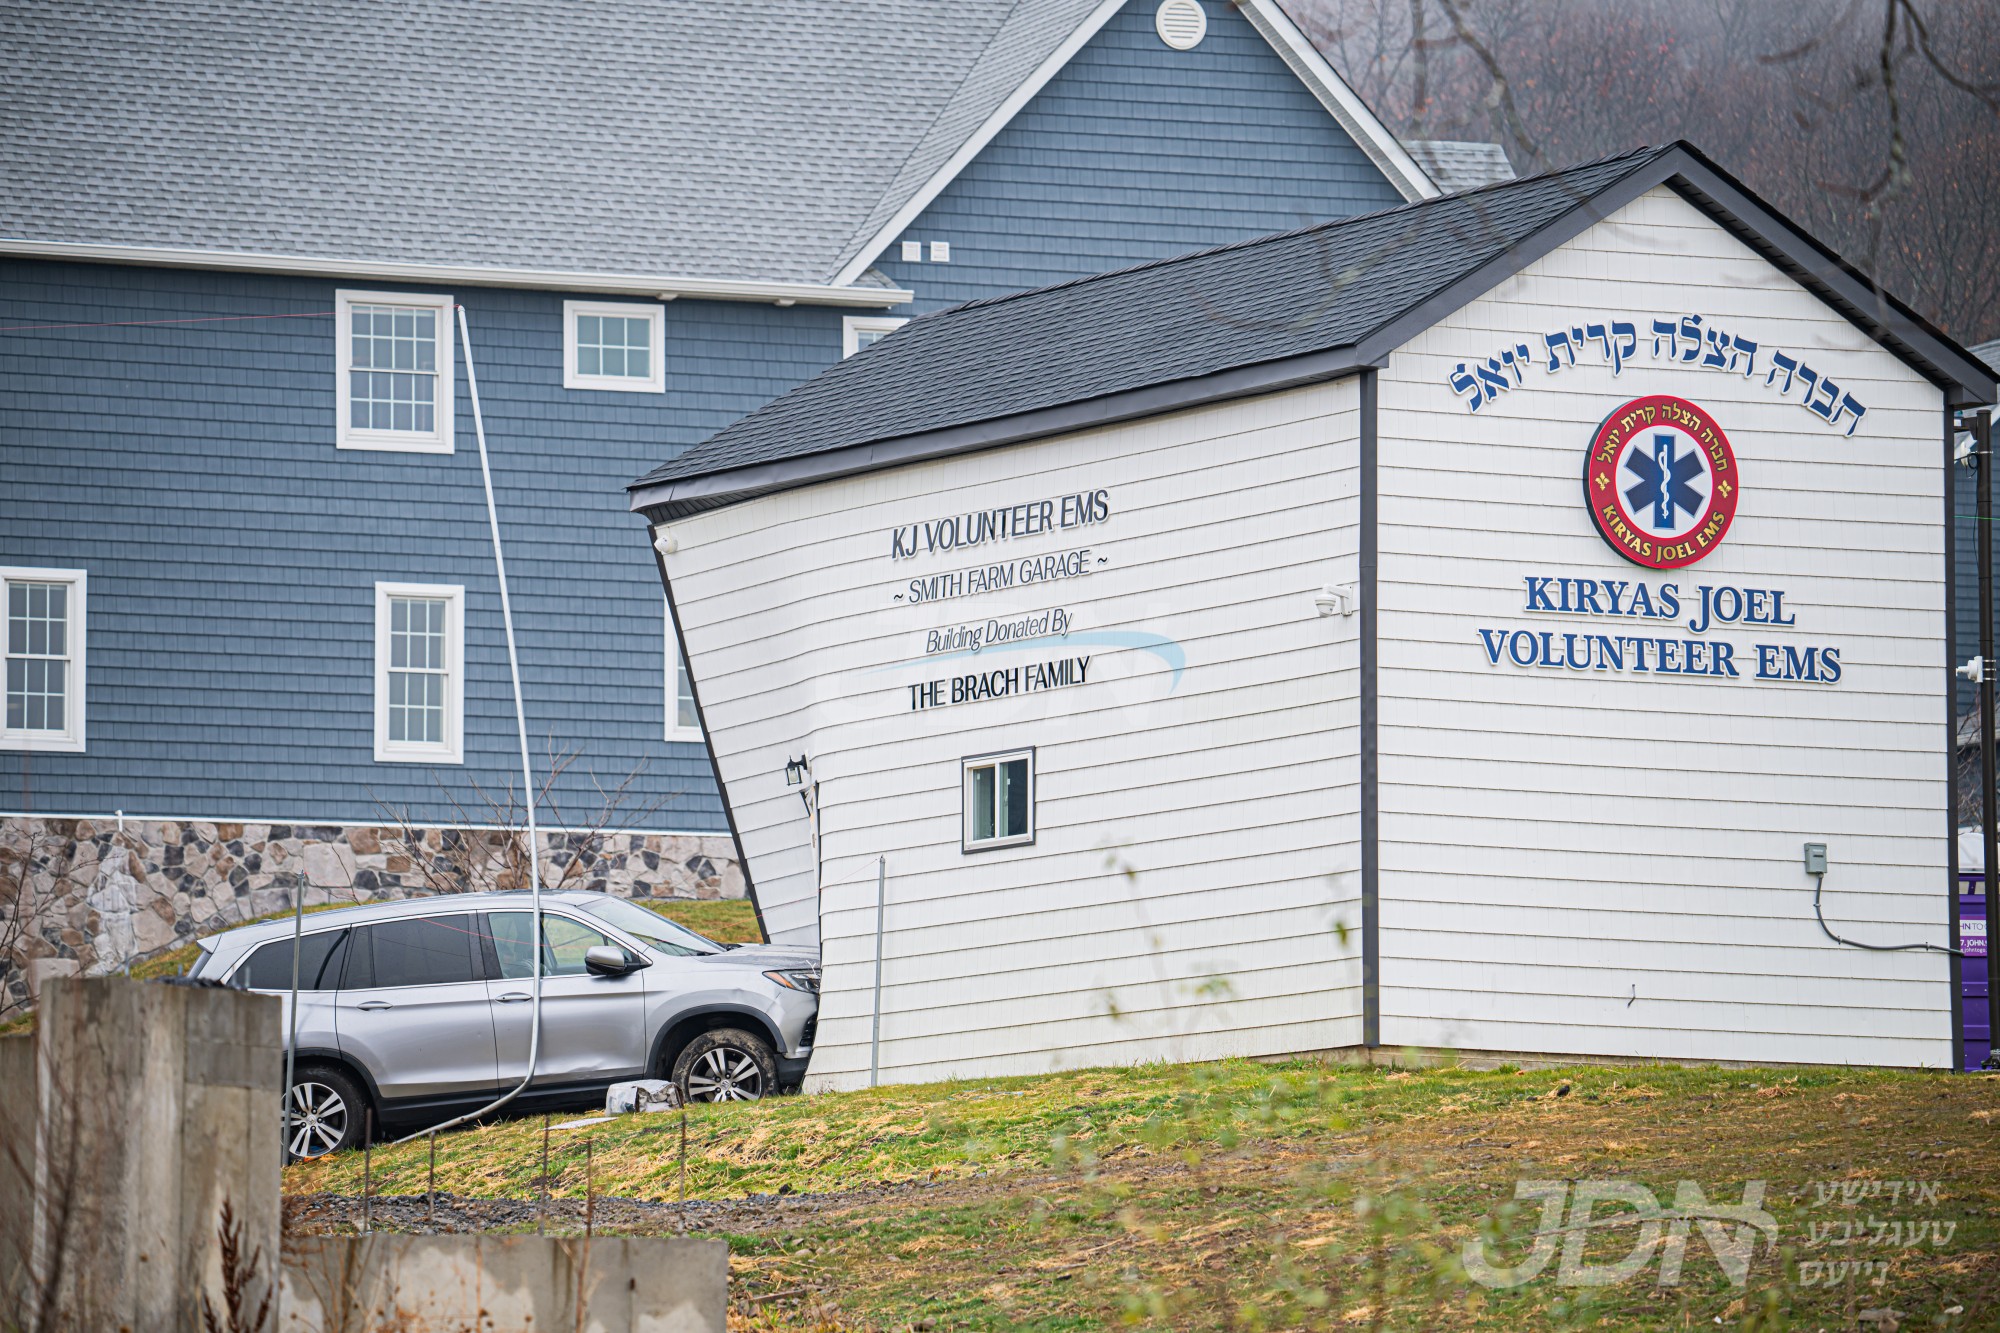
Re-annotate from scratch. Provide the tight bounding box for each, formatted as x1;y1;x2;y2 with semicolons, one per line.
284;1175;967;1238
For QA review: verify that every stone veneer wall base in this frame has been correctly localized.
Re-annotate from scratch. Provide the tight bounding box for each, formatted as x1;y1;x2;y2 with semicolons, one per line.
1;816;744;1012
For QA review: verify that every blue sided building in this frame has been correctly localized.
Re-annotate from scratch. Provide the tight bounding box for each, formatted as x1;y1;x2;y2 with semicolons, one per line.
0;0;1492;974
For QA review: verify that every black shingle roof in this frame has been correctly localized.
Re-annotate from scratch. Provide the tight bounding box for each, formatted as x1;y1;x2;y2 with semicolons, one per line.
631;142;1993;516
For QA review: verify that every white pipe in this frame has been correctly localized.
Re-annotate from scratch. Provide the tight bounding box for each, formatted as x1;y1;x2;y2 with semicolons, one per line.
282;878;304;1158
869;857;885;1087
394;306;545;1142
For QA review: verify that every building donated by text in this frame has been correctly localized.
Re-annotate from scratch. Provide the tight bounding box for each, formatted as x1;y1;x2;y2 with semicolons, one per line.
632;144;1996;1090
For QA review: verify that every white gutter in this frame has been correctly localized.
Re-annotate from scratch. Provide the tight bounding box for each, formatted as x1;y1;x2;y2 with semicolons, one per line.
0;239;913;309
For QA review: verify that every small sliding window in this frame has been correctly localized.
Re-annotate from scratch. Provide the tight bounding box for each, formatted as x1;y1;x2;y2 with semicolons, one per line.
962;748;1034;853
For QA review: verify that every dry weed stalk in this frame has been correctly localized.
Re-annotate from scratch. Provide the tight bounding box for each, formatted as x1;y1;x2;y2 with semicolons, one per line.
0;820;148;1024
199;1199;272;1333
375;736;674;897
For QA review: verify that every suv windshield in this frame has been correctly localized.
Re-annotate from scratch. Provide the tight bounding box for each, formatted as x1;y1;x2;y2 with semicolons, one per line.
578;898;725;957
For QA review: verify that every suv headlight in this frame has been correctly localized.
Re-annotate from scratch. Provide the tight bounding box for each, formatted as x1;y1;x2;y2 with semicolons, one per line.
764;968;820;994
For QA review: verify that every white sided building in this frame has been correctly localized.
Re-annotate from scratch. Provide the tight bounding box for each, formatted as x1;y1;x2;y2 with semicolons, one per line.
629;143;1996;1089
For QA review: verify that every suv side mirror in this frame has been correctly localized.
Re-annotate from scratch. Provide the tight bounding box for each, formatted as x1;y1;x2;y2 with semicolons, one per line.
584;944;645;977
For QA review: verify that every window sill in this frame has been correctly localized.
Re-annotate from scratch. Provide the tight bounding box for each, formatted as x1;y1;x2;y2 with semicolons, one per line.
565;372;666;394
339;430;454;454
373;744;464;765
962;834;1035;855
0;733;85;754
665;727;706;744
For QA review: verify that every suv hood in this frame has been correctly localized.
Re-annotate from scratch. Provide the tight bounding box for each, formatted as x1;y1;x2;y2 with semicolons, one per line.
698;943;818;970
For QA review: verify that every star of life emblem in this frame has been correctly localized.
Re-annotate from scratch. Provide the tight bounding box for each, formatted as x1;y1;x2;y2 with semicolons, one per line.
1584;394;1740;570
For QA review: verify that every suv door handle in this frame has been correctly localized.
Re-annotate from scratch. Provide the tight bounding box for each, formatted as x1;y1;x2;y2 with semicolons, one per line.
496;992;531;1003
355;1000;393;1011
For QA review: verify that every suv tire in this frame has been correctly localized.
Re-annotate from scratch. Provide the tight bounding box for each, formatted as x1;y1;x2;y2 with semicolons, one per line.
673;1028;778;1102
285;1062;366;1159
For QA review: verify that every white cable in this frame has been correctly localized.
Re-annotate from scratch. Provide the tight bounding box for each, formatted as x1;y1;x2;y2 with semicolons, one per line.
394;306;545;1142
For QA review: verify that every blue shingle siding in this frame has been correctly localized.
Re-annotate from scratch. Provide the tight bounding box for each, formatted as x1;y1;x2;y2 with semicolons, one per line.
0;261;843;828
878;0;1408;311
0;9;1416;830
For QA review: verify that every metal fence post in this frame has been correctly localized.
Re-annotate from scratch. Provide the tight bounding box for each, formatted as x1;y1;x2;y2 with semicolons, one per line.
869;856;886;1088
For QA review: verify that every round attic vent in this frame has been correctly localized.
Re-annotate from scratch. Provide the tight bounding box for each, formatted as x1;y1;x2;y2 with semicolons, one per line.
1155;0;1207;49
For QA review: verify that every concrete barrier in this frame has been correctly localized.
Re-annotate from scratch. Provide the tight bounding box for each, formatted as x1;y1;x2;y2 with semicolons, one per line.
31;978;283;1332
279;1234;728;1332
0;1033;35;1305
13;979;729;1331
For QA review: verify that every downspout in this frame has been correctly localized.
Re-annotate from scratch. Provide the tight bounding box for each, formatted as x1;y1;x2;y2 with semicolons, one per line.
395;305;545;1140
1359;368;1380;1051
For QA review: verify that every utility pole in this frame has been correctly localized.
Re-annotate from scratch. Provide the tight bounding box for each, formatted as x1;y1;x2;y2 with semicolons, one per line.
1966;408;2000;1070
1981;409;2000;1069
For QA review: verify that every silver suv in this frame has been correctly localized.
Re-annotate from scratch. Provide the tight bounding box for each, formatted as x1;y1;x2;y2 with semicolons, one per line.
189;891;818;1158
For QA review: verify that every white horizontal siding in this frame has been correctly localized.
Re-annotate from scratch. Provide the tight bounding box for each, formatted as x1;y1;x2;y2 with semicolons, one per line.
661;380;1365;1088
1375;185;1952;1068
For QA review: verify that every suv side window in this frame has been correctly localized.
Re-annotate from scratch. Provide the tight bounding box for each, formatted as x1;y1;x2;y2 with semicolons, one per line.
233;929;349;992
348;915;486;988
487;912;618;979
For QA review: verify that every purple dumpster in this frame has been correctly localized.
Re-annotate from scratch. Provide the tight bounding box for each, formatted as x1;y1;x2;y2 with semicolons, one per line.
1957;875;1989;1070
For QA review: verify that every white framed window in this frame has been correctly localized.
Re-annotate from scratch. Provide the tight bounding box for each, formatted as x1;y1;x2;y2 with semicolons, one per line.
2;567;86;753
962;747;1034;852
336;290;455;453
664;600;702;742
843;316;908;358
564;300;666;392
373;582;464;763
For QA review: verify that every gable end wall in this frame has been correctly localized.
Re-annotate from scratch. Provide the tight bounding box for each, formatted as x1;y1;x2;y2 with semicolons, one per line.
1374;185;1952;1068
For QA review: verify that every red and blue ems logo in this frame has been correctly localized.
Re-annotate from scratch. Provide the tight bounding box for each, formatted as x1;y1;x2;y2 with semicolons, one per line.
1584;394;1740;570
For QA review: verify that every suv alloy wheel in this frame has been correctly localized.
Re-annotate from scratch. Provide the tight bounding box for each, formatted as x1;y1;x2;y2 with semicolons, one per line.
673;1028;778;1101
285;1063;365;1159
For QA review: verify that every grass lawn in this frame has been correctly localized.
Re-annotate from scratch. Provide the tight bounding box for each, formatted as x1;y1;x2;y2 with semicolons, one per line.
284;1057;2000;1330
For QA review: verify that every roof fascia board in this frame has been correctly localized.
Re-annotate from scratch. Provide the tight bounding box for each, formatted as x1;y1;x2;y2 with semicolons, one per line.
630;343;1371;516
1346;158;1667;368
828;0;1130;288
1659;154;1996;407
1235;0;1439;202
0;239;914;309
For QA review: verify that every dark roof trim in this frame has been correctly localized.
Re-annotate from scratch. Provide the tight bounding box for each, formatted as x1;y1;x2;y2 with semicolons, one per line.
1354;143;1993;406
1654;146;1993;408
630;342;1379;520
655;543;764;938
631;142;1996;521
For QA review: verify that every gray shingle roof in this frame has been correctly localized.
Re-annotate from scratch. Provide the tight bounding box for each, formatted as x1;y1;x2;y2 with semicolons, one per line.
631;141;1996;513
0;0;1105;286
633;146;1664;493
1403;140;1516;192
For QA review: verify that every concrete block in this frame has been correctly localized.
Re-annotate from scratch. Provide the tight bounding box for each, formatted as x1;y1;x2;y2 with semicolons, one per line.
279;1234;728;1332
24;957;77;1002
0;1034;35;1306
32;978;283;1333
